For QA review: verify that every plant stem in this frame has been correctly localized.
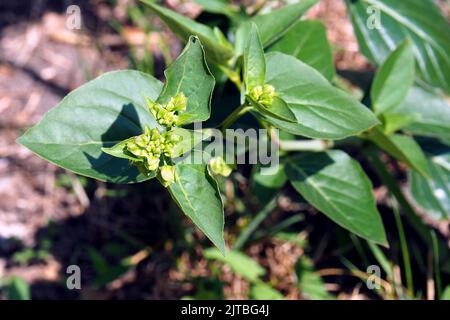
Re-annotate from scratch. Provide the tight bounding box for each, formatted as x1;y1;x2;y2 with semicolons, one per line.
219;104;253;132
279;139;333;152
392;199;414;296
233;198;277;250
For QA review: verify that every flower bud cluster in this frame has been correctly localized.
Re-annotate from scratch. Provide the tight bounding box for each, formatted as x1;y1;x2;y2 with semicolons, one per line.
147;93;188;128
249;84;276;108
209;156;232;177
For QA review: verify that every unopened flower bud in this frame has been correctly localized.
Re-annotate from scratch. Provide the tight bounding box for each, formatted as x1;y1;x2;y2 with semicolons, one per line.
249;84;276;108
166;92;187;112
159;165;177;187
209;156;232;177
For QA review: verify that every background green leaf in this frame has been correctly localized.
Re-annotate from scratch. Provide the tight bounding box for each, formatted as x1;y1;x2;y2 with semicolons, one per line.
296;257;334;300
235;0;319;55
371;39;415;115
408;140;450;220
169;162;225;253
262;52;379;139
18;70;163;183
346;0;450;95
157;36;215;124
396;86;450;143
368;128;430;177
285;150;387;245
269;20;335;81
142;0;234;64
203;249;265;282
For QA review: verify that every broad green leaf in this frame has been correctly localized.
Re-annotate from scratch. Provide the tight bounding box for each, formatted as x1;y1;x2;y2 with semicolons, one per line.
262;52;379;139
396;86;450;143
296;257;334;300
371;39;415;115
269;20;335;81
381;112;420;135
409;147;450;220
203;249;265;282
235;0;319;55
243;23;265;90
249;283;284;300
368;128;430;177
346;0;450;95
18;70;163;183
157;36;215;124
142;0;234;64
170;128;211;158
169;162;225;253
285;150;387;245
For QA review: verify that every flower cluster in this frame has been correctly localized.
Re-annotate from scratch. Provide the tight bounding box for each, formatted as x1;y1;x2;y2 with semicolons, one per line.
147;92;188;128
126;127;181;174
249;84;276;108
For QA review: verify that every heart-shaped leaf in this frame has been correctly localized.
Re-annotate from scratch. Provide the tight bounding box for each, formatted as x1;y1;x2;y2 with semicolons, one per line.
347;0;450;95
262;52;379;139
158;36;215;125
371;39;415;115
269;20;335;81
169;159;225;253
18;70;163;183
285;150;387;245
142;0;234;64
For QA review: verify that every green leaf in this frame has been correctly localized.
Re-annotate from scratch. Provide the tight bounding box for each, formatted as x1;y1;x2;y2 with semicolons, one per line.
381;112;420;135
251;164;287;206
409;154;450;220
249;283;284;300
368;128;430;177
7;277;31;300
169;161;225;253
371;39;415;115
285;150;387;245
157;36;215;124
296;257;334;300
203;249;265;282
262;52;379;139
396;86;450;143
442;286;450;300
193;0;241;20
243;23;265;90
346;0;450;95
142;0;234;64
17;70;163;183
269;20;335;81
235;0;319;55
170;128;211;158
249;96;297;123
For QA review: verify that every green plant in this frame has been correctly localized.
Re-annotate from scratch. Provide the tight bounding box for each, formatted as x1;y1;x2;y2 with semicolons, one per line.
17;0;450;283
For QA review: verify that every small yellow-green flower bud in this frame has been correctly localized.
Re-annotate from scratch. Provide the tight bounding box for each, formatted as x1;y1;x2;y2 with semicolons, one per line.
209;156;232;177
159;165;177;187
166;93;187;112
146;156;160;171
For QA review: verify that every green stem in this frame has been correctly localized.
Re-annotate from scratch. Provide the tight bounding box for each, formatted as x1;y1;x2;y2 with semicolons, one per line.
279;139;333;152
392;199;414;297
219;104;253;132
233;198;277;250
